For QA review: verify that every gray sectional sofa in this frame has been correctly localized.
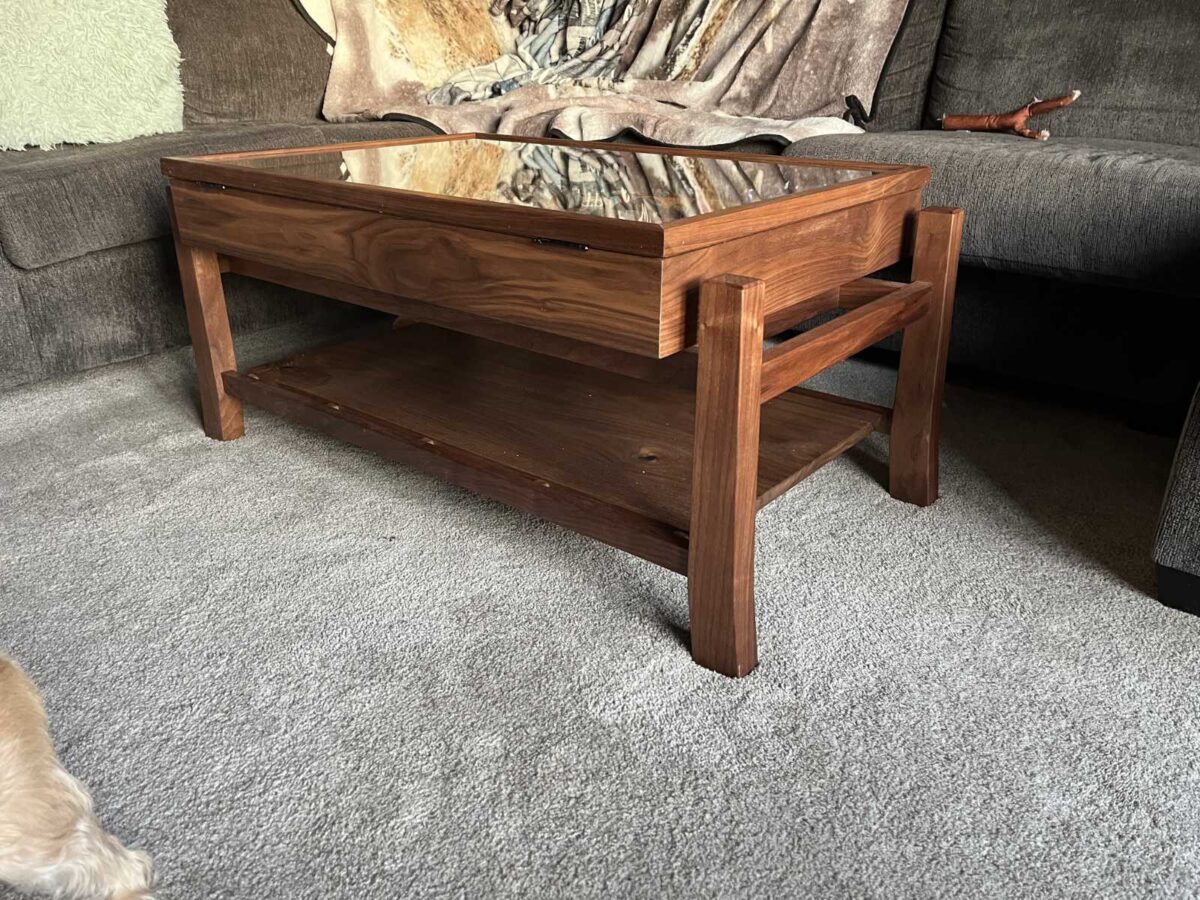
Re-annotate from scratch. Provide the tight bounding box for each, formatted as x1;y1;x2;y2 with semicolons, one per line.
786;0;1200;601
1;0;1197;598
0;0;430;390
790;0;1200;421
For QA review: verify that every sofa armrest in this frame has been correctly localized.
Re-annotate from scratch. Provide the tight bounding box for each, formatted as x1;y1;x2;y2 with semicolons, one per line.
1156;383;1200;608
0;254;42;389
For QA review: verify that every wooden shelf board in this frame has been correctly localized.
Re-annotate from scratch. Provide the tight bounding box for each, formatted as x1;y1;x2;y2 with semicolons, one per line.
225;325;880;546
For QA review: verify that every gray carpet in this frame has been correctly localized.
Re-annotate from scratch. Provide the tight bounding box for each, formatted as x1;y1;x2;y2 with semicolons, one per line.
1;322;1195;899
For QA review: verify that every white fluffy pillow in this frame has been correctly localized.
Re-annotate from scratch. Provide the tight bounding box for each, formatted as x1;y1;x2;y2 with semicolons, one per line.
0;0;184;150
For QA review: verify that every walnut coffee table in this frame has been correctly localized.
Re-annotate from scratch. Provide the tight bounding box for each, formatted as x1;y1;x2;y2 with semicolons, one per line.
163;134;962;677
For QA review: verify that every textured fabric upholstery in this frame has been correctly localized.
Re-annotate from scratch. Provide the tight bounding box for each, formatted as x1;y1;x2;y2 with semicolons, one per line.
787;131;1200;293
0;120;434;389
0;259;40;389
1156;385;1200;578
166;0;331;125
926;0;1200;146
0;124;308;270
868;0;949;132
0;238;375;390
0;121;436;271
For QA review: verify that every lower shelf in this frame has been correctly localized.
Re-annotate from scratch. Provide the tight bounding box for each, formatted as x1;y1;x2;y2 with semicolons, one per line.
225;325;883;572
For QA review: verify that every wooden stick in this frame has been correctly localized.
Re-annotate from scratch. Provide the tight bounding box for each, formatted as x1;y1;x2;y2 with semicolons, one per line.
941;90;1081;141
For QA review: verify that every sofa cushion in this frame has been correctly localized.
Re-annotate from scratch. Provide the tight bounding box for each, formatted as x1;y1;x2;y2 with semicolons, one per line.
787;131;1200;294
0;258;39;390
4;238;372;388
0;121;436;271
166;0;331;125
925;0;1200;146
868;0;949;132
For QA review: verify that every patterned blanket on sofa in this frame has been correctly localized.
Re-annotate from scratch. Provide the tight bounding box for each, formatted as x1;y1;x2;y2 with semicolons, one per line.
303;0;908;147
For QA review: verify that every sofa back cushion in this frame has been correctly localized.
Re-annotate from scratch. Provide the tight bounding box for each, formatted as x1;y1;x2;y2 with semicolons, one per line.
166;0;330;124
868;0;950;132
926;0;1200;146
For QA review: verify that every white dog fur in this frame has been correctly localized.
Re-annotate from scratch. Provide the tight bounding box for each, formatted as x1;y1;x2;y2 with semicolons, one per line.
0;656;153;899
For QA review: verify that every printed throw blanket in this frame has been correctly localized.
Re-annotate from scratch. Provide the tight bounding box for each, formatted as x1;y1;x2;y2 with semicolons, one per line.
307;0;909;147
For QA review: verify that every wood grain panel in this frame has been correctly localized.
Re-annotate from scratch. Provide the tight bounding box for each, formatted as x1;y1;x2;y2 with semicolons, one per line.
171;181;667;356
226;256;698;385
227;368;692;574
225;326;878;533
660;170;928;256
660;191;921;355
839;278;907;308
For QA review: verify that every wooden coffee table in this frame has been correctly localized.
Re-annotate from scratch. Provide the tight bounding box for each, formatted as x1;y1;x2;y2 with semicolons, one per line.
163;134;962;677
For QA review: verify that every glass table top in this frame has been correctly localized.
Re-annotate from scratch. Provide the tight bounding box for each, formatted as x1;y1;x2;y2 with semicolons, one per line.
221;138;876;225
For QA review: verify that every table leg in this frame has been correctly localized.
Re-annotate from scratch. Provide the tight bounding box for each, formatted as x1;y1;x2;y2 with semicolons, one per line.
889;207;964;506
176;241;244;441
688;275;765;677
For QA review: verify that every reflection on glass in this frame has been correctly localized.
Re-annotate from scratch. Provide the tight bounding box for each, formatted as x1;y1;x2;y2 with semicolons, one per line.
227;139;874;224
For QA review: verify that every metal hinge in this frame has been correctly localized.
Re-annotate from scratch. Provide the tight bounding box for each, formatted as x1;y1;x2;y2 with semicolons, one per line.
532;237;590;252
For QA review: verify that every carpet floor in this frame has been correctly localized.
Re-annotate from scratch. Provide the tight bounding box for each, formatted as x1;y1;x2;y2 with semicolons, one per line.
1;322;1196;899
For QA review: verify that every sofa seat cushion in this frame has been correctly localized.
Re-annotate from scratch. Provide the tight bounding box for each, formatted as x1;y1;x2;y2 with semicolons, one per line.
0;120;436;271
786;131;1200;295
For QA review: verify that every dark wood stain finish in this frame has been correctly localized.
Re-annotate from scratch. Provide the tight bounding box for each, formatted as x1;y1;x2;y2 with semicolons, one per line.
759;280;931;403
687;277;765;676
174;236;243;440
171;181;668;357
165;134;962;677
225;326;882;534
163;132;929;259
889;208;965;506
